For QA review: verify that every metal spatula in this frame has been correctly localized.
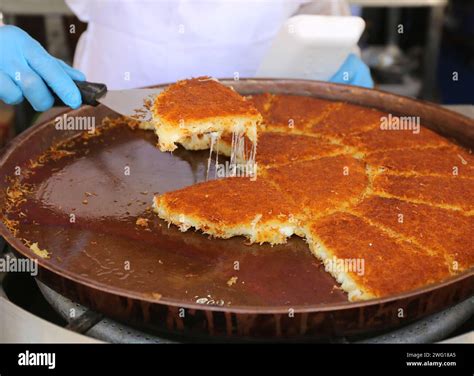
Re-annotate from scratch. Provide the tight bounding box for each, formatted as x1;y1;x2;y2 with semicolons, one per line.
62;81;162;122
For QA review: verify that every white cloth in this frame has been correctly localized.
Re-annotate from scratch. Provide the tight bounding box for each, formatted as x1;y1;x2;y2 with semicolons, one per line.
66;0;349;89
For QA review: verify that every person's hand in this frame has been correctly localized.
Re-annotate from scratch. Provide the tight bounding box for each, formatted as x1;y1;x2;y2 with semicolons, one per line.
330;53;374;89
0;25;86;111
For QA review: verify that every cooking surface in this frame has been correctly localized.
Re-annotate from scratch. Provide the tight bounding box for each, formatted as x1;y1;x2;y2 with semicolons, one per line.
10;122;347;307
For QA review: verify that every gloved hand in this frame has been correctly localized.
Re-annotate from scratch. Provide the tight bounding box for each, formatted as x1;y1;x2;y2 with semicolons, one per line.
0;25;85;111
330;53;374;89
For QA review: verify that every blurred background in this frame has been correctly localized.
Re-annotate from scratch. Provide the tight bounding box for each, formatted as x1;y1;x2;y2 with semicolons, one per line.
0;0;473;147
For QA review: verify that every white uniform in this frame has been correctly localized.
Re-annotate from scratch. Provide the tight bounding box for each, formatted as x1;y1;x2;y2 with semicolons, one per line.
66;0;349;89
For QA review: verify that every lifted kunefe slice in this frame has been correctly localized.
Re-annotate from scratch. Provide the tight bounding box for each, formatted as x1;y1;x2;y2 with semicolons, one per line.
151;76;262;152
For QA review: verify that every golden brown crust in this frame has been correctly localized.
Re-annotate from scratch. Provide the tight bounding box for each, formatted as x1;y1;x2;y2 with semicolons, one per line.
365;146;474;177
307;212;451;298
153;77;260;123
256;133;347;166
264;155;368;218
217;132;348;167
353;196;474;271
372;173;474;212
343;126;452;153
245;93;274;120
151;77;261;151
310;103;385;138
263;94;338;133
156;177;297;224
154;177;300;244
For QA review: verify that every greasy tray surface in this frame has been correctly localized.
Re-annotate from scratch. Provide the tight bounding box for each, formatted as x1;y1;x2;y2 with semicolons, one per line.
8;124;346;307
1;79;473;338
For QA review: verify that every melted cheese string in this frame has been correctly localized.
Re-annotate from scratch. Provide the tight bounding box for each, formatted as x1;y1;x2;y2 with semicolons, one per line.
206;132;220;181
206;130;257;181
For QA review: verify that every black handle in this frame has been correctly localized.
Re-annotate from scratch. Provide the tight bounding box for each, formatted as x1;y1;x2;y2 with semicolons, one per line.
75;80;108;106
53;80;108;107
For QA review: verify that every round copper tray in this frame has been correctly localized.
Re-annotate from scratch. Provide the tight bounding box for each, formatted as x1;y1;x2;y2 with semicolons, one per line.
0;79;473;340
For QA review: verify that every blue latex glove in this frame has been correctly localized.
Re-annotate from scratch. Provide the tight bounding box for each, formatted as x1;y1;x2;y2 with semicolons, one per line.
330;53;374;89
0;25;85;111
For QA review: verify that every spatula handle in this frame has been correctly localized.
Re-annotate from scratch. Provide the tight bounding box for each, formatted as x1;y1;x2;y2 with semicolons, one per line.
75;81;108;106
53;81;108;107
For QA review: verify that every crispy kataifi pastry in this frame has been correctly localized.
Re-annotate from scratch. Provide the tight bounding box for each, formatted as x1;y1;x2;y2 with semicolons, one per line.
264;155;368;219
365;146;474;177
309;103;384;138
215;132;348;167
153;177;300;245
372;173;474;212
263;94;338;134
245;93;274;122
303;212;451;301
179;95;273;153
343;126;451;154
255;133;349;167
353;196;474;271
147;90;474;302
151;77;261;151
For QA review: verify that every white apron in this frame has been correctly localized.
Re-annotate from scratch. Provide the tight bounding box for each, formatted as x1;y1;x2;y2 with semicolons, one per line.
66;0;348;89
